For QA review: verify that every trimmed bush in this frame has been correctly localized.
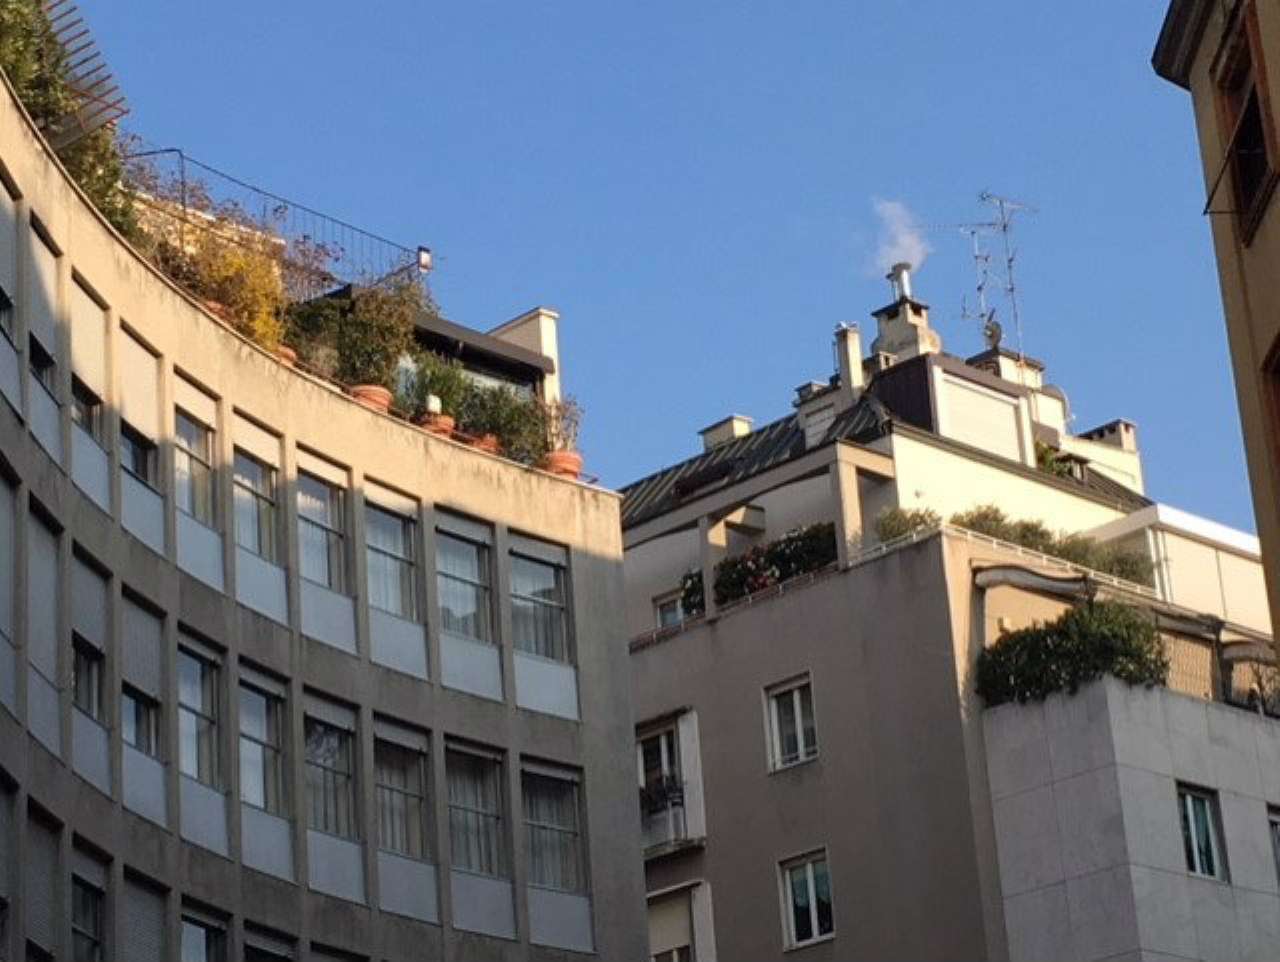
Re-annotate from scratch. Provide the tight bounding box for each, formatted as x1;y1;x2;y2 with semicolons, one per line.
975;600;1169;707
874;507;941;542
679;522;837;617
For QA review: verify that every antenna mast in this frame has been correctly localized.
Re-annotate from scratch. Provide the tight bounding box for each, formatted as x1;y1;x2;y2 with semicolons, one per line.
978;190;1036;369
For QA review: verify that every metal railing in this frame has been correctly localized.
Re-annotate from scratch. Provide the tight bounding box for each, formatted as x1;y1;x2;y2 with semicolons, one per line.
639;777;688;852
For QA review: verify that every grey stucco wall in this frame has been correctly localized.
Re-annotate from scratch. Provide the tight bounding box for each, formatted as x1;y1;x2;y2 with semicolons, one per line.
985;675;1280;962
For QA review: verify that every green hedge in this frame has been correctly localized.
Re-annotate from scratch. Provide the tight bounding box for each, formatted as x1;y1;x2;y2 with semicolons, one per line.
976;601;1169;707
679;522;837;617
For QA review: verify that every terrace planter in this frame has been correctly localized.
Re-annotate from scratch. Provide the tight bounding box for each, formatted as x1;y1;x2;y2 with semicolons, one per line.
415;412;455;437
350;384;393;413
275;345;298;367
472;433;501;455
539;449;584;479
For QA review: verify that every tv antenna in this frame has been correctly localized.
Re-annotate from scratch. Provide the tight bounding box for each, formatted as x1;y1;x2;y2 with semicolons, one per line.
978;190;1036;369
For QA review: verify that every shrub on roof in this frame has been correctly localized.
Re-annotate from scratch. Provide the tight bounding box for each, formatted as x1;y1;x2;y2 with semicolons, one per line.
874;506;941;543
976;600;1168;707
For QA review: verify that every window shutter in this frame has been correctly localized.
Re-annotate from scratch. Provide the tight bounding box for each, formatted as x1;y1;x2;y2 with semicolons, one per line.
304;695;356;731
244;926;295;958
122;597;163;698
70;282;106;398
373;717;427;753
119;332;159;439
174;376;217;428
0;188;15;298
71;556;108;651
25;815;57;950
121;876;166;962
29;228;59;360
71;847;106;889
509;533;567;566
26;515;58;679
436;511;492;545
0;481;14;641
233;414;280;467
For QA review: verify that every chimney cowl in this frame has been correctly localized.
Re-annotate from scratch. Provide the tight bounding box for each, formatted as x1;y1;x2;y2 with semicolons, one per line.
699;414;753;451
888;261;913;301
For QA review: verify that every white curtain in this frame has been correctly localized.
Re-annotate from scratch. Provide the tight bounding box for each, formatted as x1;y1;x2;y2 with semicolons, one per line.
523;773;582;892
448;751;502;875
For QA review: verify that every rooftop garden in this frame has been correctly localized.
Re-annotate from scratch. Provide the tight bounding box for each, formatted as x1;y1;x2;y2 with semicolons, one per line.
0;0;585;475
875;504;1155;587
976;600;1168;706
679;522;837;617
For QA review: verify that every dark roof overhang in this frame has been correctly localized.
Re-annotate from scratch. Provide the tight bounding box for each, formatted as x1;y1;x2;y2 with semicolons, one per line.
1153;0;1215;89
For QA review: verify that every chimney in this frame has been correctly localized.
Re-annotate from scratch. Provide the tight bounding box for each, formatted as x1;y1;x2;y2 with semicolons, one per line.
834;323;863;406
700;415;753;451
888;261;913;300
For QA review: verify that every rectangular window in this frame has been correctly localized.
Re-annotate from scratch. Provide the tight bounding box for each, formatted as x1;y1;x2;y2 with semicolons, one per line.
178;648;220;786
121;685;160;758
447;749;504;877
239;684;286;815
510;553;569;662
366;504;416;619
174;410;215;525
232;450;277;562
71;878;103;962
436;531;492;643
305;717;355;838
0;285;12;339
120;421;158;487
297;472;346;591
180;918;225;962
768;678;818;769
1179;785;1227;880
375;739;427;858
1217;2;1277;239
28;335;55;396
72;637;103;721
1270;808;1280;887
70;377;104;446
523;771;584;892
782;852;834;947
639;728;679;790
652;950;691;962
655;595;683;629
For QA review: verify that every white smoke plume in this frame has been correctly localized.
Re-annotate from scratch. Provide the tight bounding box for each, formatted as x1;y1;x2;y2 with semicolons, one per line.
871;198;930;274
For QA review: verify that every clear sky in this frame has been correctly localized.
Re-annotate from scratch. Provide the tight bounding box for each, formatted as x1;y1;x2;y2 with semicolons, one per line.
80;1;1255;531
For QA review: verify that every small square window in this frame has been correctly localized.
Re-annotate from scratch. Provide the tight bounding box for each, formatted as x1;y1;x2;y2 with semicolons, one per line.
766;677;818;770
1178;785;1228;880
780;851;834;947
655;594;683;629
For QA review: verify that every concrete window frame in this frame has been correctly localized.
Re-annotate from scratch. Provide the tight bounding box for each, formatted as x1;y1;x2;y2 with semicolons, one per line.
1177;783;1229;881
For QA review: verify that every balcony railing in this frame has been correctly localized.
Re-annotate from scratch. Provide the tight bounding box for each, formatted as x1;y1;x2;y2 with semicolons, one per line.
639;776;689;853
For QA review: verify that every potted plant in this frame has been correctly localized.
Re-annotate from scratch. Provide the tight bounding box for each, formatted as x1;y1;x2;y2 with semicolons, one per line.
335;279;418;413
418;393;455;437
399;350;467;434
455;383;548;461
539;397;584;478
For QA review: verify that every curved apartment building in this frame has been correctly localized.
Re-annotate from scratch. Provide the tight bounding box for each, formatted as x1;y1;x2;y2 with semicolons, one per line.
0;71;645;961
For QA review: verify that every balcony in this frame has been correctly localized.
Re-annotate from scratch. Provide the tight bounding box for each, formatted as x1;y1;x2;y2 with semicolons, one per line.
640;776;701;859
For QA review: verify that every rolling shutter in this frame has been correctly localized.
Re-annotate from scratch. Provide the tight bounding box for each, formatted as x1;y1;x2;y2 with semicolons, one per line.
25;815;57;950
26;515;58;679
121;875;166;962
70;282;106;398
122;597;163;697
0;481;13;640
119;332;159;439
71;556;108;651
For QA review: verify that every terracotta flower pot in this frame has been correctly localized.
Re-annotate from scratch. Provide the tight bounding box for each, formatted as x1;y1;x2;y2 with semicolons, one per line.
540;449;584;479
415;412;455;437
275;345;298;367
350;384;393;413
472;433;501;454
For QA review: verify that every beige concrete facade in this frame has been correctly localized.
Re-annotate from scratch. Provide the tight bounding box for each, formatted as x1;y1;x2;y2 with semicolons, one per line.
1155;0;1280;639
0;70;645;961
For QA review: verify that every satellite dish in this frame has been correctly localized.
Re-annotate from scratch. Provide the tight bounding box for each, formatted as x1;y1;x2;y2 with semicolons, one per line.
983;311;1003;349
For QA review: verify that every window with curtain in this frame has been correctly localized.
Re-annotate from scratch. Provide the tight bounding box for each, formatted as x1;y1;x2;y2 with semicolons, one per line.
180;918;225;962
122;685;160;758
375;739;427;858
782;851;834;946
232;450;277;562
178;648;220;786
522;771;584;893
72;636;103;721
71;878;103;962
436;531;491;643
509;553;569;662
366;504;416;619
1179;785;1227;880
305;717;355;838
297;472;346;591
239;684;286;815
174;410;215;525
28;334;55;395
447;749;504;877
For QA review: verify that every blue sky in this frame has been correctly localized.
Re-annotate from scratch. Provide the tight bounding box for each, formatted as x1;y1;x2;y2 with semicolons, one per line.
82;1;1254;531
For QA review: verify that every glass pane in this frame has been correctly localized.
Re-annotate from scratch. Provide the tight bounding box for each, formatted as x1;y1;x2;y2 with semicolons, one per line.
240;687;267;741
813;858;833;935
437;533;486;583
1193;795;1216;877
776;692;799;764
800;684;817;756
177;651;204;709
511;596;565;660
641;736;665;787
368;548;410;617
448;752;503;875
121;691;139;747
367;505;409;557
297;473;339;526
511;555;563;604
523;774;580;891
789;865;813;943
299;518;332;586
240;737;266;808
